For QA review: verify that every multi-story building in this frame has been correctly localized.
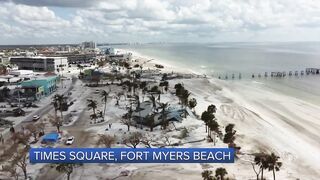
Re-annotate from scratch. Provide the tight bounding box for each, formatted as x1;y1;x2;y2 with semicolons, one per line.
10;56;68;73
81;41;96;49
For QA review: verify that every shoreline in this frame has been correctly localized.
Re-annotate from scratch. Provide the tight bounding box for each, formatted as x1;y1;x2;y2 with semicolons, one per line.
116;48;320;179
117;48;203;76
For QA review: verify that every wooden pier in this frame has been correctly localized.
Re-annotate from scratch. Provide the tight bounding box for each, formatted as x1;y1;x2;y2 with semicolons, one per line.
216;68;320;80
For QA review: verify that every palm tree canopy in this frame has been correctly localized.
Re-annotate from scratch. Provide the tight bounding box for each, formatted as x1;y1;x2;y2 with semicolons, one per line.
100;90;109;100
215;167;228;178
87;99;97;110
267;153;282;171
201;170;213;180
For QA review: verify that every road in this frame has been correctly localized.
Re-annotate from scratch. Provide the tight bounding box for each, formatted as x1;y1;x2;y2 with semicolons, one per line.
1;78;76;141
35;105;94;180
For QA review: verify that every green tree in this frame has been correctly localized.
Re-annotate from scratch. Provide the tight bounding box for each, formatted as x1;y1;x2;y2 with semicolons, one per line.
207;104;217;114
215;167;228;180
87;99;98;123
181;89;191;117
148;94;157;111
100;89;110;121
201;111;215;133
254;153;269;180
53;94;66;120
208;119;220;145
159;102;169;130
267;153;282;180
201;170;213;180
223;124;236;144
188;98;197;112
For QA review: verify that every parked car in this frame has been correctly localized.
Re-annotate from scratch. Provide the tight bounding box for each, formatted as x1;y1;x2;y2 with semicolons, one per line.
32;115;40;121
65;136;75;145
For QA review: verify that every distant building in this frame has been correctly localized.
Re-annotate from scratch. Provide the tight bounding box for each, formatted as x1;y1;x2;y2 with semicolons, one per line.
108;53;132;61
10;56;68;73
62;53;96;64
81;41;96;49
9;70;34;77
105;47;115;55
40;51;97;64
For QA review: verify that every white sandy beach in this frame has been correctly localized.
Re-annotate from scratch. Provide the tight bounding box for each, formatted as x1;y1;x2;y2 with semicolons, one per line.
112;49;320;180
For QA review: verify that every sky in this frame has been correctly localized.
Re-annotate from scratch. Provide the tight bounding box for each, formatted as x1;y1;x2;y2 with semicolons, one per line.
0;0;320;45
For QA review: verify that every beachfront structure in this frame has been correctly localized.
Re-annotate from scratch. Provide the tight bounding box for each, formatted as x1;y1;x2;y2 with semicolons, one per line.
306;68;320;74
10;56;68;73
20;75;58;99
132;101;185;126
108;53;132;62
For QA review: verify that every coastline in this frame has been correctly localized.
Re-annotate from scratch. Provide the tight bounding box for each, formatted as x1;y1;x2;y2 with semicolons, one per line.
116;48;320;179
117;48;203;76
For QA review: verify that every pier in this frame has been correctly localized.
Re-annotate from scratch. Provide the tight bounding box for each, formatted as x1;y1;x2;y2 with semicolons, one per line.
216;68;320;80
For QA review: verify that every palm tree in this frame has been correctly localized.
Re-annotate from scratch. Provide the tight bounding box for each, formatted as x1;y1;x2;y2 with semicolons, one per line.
148;94;157;111
53;94;66;120
159;102;169;130
215;167;228;180
254;153;269;180
52;96;59;117
208;119;219;145
181;89;191;117
87;99;98;123
201;111;215;133
100;89;110;121
188;98;197;112
207;104;217;114
267;153;282;180
201;170;213;180
145;113;155;131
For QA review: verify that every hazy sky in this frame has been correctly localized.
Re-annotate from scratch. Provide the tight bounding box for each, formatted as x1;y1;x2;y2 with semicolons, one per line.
0;0;320;44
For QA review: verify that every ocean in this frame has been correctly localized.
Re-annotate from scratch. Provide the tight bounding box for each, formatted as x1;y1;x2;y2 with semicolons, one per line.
113;42;320;105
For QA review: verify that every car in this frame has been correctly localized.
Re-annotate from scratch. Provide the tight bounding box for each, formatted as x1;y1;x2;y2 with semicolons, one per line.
32;115;40;121
65;136;75;145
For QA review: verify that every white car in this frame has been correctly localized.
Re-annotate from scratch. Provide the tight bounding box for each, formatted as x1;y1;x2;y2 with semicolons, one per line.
65;136;75;145
32;115;40;121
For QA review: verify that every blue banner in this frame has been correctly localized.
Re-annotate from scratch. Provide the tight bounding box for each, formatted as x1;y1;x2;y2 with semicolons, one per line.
30;148;234;163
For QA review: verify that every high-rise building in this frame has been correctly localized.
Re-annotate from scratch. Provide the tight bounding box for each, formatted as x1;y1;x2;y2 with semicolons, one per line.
81;41;96;49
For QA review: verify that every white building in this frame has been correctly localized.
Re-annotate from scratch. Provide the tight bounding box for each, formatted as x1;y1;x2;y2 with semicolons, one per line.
10;56;68;73
9;70;34;78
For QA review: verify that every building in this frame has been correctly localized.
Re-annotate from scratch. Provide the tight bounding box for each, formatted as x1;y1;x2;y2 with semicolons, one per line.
10;56;68;73
81;41;96;49
9;70;34;77
105;47;115;55
62;53;96;64
108;53;132;62
20;75;58;100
